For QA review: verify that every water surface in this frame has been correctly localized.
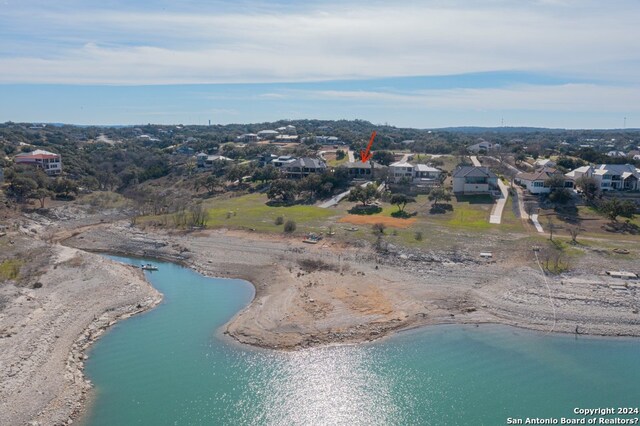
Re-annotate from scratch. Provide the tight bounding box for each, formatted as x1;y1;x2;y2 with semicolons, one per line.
83;256;640;425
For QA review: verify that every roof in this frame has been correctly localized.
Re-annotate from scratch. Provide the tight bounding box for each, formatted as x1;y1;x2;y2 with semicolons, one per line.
345;161;386;169
257;130;279;134
517;168;559;182
285;157;326;169
389;161;413;168
594;164;639;175
414;164;441;173
452;166;497;179
565;165;592;178
15;149;60;160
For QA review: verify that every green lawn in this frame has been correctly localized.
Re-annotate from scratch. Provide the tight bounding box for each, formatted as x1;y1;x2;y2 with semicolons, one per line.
202;193;338;233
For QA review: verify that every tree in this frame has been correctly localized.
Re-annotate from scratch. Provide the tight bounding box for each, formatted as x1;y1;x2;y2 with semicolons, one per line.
52;178;79;199
390;193;415;212
545;174;571;204
568;226;581;244
267;179;298;203
348;184;378;206
544;174;565;191
372;150;395;166
31;187;51;209
7;176;37;202
336;150;346;160
252;165;280;183
428;187;452;207
204;175;221;195
575;176;599;203
599;198;636;222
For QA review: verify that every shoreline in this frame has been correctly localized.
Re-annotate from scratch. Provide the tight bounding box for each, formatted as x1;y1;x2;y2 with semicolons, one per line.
63;223;640;349
3;218;638;425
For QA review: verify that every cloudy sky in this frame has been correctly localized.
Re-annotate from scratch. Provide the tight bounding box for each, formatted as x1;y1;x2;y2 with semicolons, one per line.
1;0;638;128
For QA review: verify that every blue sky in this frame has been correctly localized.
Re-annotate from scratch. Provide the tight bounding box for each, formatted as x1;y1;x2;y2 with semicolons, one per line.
1;0;639;128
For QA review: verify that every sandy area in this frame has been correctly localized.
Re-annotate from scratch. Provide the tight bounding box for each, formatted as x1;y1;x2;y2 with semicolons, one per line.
0;232;161;426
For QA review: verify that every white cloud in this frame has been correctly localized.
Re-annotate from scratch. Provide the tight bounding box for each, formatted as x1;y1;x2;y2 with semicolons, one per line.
0;1;638;84
294;84;640;113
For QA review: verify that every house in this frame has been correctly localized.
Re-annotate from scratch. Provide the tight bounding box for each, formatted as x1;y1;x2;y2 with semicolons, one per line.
515;168;564;194
592;164;639;191
282;157;327;178
276;125;297;135
258;153;278;167
389;161;415;183
272;155;296;168
607;150;626;158
257;130;279;140
236;133;258;142
467;139;498;153
452;166;499;195
388;161;442;185
534;158;556;169
195;152;232;168
14;149;62;175
565;164;640;191
176;145;195;156
344;161;387;180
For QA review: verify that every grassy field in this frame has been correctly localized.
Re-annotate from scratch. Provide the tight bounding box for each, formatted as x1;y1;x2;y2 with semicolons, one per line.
201;193;339;233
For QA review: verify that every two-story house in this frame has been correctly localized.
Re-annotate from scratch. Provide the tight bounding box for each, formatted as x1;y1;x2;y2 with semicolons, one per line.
452;166;499;195
565;164;640;191
282;157;327;178
344;161;387;180
14;149;62;176
388;161;442;186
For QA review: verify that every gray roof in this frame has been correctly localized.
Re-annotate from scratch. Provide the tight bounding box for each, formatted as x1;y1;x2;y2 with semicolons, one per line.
414;164;441;173
345;160;386;169
452;166;498;179
285;157;327;169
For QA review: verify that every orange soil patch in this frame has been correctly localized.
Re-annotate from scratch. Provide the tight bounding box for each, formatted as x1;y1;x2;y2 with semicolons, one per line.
338;214;416;228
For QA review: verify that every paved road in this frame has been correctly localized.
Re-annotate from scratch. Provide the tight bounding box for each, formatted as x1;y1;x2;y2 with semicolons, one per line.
347;150;355;162
318;181;372;208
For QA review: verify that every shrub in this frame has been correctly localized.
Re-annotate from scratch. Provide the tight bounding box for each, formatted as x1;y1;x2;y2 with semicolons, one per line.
275;216;284;225
284;220;297;233
415;231;423;241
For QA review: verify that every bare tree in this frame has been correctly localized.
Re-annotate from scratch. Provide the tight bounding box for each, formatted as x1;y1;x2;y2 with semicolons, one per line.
568;226;581;244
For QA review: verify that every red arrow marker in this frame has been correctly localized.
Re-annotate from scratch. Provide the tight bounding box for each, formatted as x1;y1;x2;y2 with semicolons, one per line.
360;131;376;163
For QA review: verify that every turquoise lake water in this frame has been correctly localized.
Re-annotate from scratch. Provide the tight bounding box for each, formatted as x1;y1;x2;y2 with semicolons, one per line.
82;256;640;425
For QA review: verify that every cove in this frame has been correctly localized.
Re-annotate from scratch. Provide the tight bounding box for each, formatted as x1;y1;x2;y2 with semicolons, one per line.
81;255;640;425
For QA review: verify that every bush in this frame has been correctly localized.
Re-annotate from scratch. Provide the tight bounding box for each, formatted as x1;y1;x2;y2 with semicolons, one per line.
284;220;297;233
274;216;284;225
372;223;386;235
415;231;423;241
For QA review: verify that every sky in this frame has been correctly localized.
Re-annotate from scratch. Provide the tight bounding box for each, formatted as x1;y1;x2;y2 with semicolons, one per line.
0;0;639;128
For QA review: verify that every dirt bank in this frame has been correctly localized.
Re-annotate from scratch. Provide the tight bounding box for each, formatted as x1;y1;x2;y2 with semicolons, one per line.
63;222;640;350
0;236;161;426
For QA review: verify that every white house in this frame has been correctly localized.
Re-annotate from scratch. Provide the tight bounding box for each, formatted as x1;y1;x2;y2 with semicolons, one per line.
388;161;442;186
195;153;232;168
565;164;640;191
15;149;62;176
236;133;258;142
515;168;564;194
467;140;498;153
452;166;499;195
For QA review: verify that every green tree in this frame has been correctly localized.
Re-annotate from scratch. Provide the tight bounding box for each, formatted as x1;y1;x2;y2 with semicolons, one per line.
372;150;395;166
8;176;37;202
428;187;452;207
52;178;79;199
348;184;378;206
599;198;636;222
390;193;415;212
31;187;52;208
267;179;298;203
